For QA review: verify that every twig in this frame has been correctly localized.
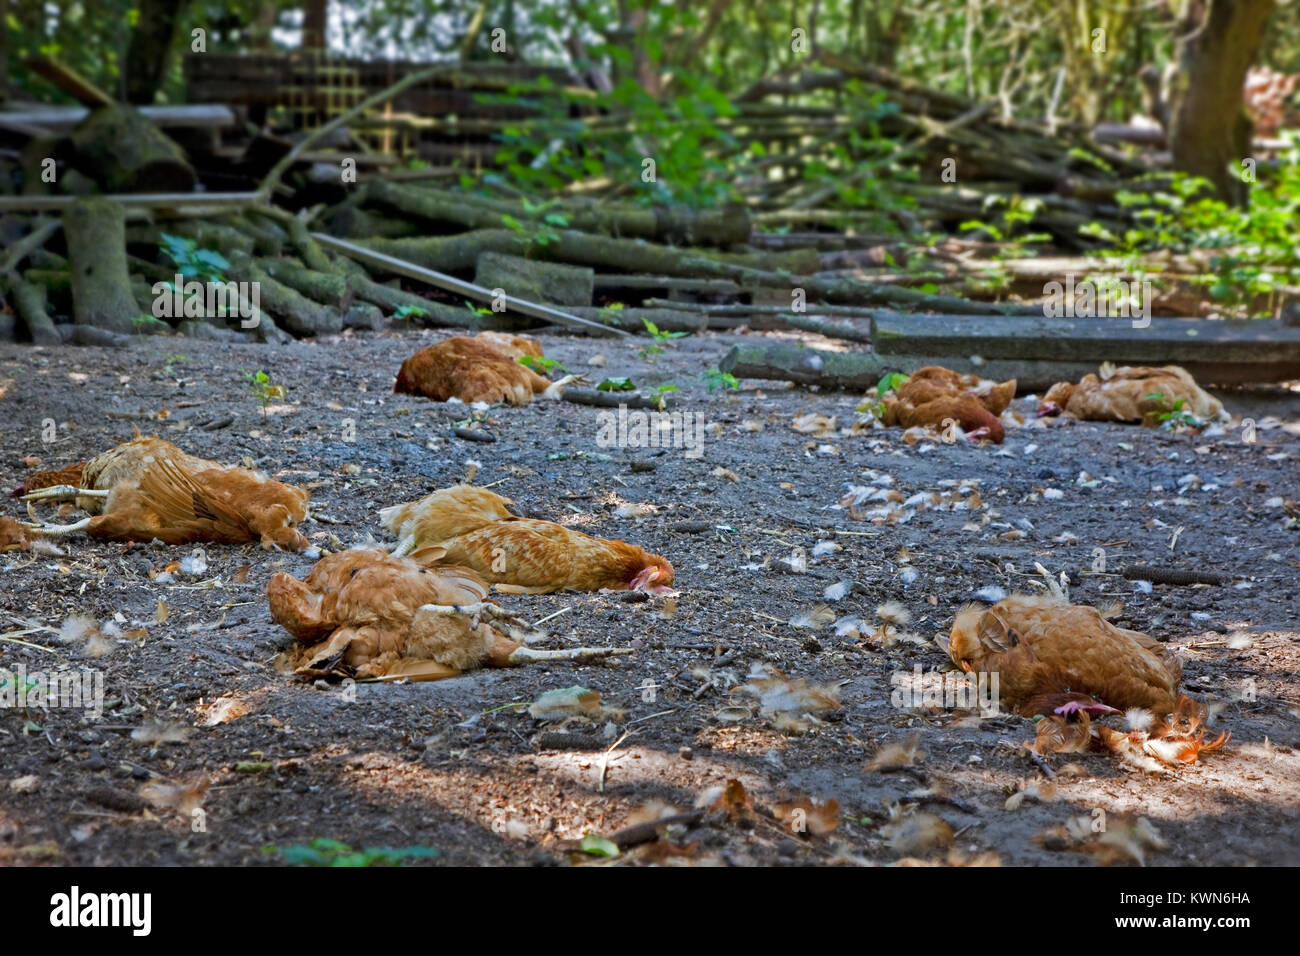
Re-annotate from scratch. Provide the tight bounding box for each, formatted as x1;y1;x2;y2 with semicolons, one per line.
598;731;633;794
0;219;61;277
605;811;705;849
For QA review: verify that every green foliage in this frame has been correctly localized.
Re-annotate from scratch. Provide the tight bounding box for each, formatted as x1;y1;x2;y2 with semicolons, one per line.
245;369;285;422
596;377;636;391
159;234;229;284
518;354;566;375
392;304;429;321
264;838;440;867
1098;157;1300;312
652;382;680;409
1143;391;1203;431
703;368;738;392
875;372;910;397
578;834;620;858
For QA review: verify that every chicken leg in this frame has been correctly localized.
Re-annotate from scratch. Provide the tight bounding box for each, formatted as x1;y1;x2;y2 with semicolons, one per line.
418;602;633;666
21;485;109;503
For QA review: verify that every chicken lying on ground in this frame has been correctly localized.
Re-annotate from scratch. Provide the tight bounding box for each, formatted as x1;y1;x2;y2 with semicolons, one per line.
942;591;1228;766
393;331;581;405
878;366;1017;443
19;436;310;551
1038;363;1225;424
16;431;217;511
267;548;631;680
379;484;675;594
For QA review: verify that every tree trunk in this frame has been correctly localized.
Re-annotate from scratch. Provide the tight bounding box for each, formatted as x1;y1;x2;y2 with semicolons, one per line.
1167;0;1276;205
63;198;144;333
67;105;196;193
302;0;328;50
124;0;194;104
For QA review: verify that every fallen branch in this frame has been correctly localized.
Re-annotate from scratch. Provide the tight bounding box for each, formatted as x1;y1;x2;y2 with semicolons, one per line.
315;233;631;337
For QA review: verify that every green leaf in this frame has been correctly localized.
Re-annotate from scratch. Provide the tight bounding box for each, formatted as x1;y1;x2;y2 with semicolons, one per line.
597;377;636;391
579;834;620;858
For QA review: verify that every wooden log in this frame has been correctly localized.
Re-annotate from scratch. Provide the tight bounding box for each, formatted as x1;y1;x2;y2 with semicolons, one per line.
227;252;341;337
336;257;511;331
593;275;740;294
564;307;708;333
67;105;196;193
5;275;61;345
473;252;594;307
23;54;114;106
561;388;677;410
719;343;899;391
0;104;236;132
870;313;1300;376
366;180;753;246
317;233;630;337
363;229;819;280
261;257;350;308
0;192;263;214
722;341;1300;392
0;218;60;276
63;197;143;332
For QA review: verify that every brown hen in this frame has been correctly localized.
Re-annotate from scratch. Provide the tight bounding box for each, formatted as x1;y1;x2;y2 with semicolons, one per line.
394;331;577;405
380;484;674;593
880;366;1016;443
1038;364;1224;424
268;548;630;680
22;446;310;551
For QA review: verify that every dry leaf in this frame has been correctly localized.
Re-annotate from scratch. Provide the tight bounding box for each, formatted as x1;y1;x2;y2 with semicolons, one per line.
131;719;194;747
867;732;922;771
773;795;842;836
139;773;211;816
883;812;953;855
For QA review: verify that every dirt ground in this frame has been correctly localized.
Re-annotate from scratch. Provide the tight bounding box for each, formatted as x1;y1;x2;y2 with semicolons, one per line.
0;326;1297;867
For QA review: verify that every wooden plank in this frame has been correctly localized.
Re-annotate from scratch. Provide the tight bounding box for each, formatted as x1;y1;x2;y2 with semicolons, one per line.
312;233;632;338
0;104;236;132
871;314;1300;365
0;192;264;213
721;342;1300;391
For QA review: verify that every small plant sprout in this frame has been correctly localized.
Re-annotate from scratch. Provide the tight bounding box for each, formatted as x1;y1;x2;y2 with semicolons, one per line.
653;382;680;409
703;368;739;392
639;318;688;362
246;370;286;422
391;304;428;322
596;377;636;392
1144;391;1203;430
463;300;493;318
518;354;566;375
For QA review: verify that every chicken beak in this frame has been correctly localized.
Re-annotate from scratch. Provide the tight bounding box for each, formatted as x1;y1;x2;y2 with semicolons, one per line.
1036;402;1061;418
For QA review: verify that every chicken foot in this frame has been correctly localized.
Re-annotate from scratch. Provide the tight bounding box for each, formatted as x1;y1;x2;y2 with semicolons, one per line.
418;600;554;644
20;517;93;538
419;603;634;667
21;485;110;503
541;373;588;399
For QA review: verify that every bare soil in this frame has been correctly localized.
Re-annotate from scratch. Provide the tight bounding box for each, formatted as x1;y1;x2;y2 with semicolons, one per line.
1;327;1297;867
